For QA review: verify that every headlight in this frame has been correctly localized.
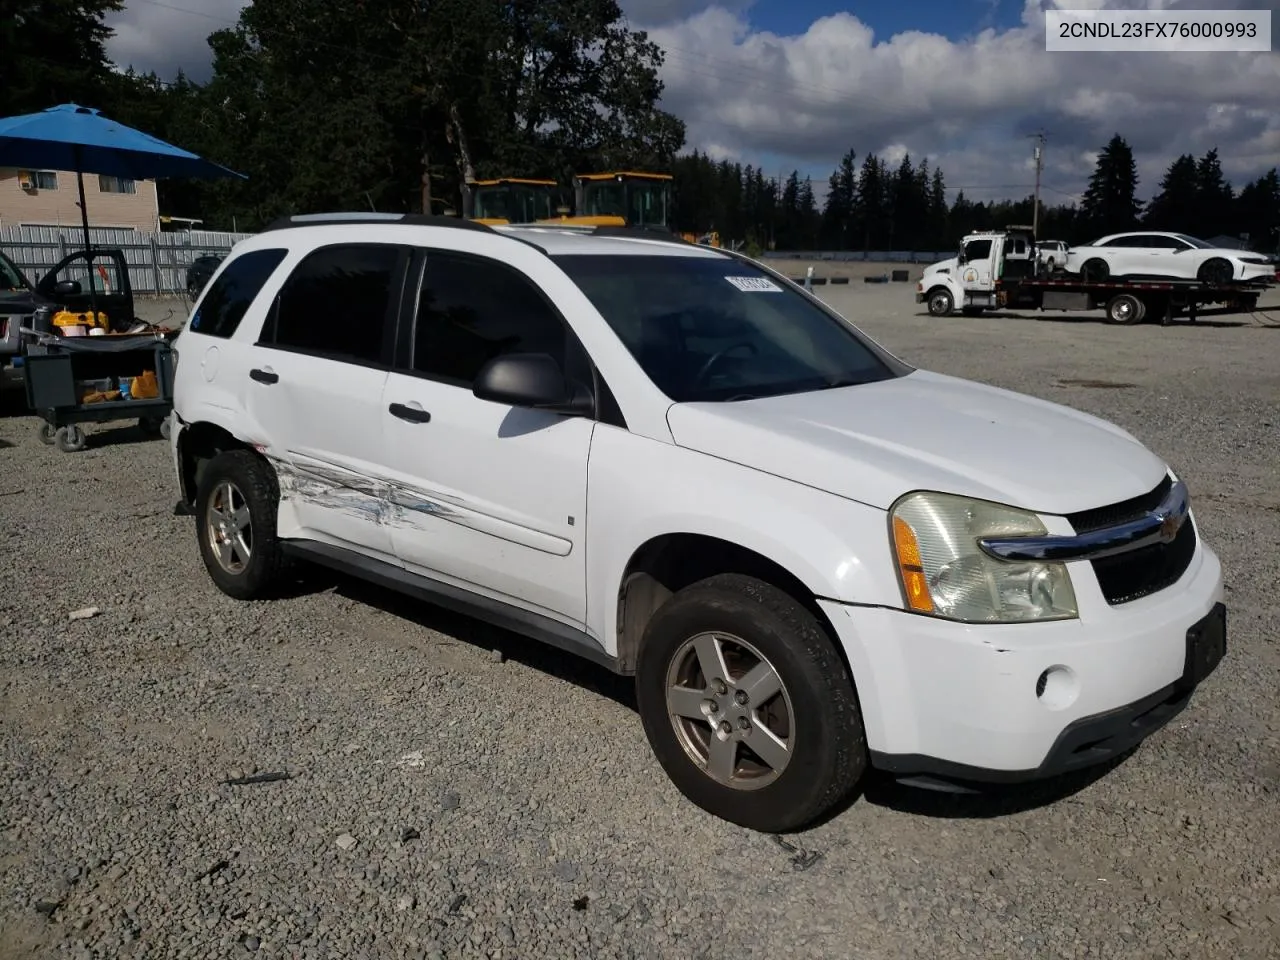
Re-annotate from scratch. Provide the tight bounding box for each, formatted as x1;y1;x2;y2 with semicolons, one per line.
889;491;1078;624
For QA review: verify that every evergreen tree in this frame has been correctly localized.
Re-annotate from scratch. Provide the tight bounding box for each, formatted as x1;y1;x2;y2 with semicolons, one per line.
1193;148;1235;239
1143;154;1198;231
1235;169;1280;253
820;148;857;249
1080;134;1143;237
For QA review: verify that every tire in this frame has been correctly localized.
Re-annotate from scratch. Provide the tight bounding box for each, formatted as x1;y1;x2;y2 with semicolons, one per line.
1081;258;1109;283
1197;257;1233;285
36;422;56;445
635;573;867;833
1105;293;1145;325
55;425;86;453
926;288;954;317
194;449;288;601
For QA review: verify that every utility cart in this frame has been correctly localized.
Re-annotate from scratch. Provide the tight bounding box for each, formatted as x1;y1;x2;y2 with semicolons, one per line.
21;325;176;453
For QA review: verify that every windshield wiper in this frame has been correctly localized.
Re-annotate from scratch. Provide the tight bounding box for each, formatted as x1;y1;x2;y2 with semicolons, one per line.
819;376;869;390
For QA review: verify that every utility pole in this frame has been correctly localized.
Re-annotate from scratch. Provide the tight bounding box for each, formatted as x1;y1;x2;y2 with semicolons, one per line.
1030;131;1045;238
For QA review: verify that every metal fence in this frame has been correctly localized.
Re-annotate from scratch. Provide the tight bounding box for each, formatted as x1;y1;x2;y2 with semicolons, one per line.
0;225;252;297
0;223;953;297
763;249;953;264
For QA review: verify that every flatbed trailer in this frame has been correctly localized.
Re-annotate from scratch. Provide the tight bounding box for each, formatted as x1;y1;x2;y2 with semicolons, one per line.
992;275;1271;325
916;226;1273;325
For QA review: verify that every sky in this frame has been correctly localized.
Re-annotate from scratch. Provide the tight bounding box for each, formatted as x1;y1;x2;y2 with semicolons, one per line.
103;0;1280;207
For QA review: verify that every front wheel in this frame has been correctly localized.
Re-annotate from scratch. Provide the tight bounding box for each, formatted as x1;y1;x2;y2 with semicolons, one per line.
195;450;288;600
1197;257;1233;285
635;573;867;833
926;288;954;317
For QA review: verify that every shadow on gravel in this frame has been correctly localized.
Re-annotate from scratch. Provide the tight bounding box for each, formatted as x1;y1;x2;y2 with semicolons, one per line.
291;569;637;709
79;423;170;450
916;309;1250;329
858;750;1135;820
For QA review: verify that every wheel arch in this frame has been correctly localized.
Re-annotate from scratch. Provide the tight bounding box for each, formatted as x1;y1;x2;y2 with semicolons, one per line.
176;418;262;506
613;532;854;681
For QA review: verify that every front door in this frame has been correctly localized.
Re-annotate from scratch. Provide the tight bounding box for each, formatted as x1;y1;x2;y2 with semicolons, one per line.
960;237;996;293
380;247;595;626
244;241;408;563
36;250;133;329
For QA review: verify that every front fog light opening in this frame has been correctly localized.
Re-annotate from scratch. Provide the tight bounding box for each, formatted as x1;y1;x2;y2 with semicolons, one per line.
1036;665;1078;711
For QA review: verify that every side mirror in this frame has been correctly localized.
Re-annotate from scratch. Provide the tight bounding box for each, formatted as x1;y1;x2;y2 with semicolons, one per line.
473;352;594;416
54;279;82;296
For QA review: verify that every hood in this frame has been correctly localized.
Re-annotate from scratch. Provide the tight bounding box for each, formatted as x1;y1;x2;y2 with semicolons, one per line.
923;257;957;275
665;369;1168;515
1215;247;1266;260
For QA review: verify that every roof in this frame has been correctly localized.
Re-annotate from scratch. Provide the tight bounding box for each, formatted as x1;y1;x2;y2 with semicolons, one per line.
576;171;674;182
250;213;727;260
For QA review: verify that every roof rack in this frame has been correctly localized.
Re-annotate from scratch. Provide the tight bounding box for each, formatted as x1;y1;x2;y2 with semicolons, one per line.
261;212;496;233
590;225;690;243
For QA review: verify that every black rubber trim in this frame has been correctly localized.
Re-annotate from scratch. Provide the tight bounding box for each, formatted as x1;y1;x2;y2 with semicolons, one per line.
869;602;1226;788
280;539;623;674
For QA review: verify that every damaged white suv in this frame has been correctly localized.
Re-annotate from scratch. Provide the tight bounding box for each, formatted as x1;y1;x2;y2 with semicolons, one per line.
170;213;1226;832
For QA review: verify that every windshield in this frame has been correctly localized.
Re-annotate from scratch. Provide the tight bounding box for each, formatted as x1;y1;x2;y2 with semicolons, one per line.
581;180;670;227
474;185;555;222
1172;233;1215;249
553;254;900;402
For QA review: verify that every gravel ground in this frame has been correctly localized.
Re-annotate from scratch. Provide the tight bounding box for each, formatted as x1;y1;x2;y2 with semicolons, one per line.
2;281;1279;959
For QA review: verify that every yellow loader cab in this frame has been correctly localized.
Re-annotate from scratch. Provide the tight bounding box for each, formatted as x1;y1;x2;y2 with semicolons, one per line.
461;178;561;226
568;171;673;229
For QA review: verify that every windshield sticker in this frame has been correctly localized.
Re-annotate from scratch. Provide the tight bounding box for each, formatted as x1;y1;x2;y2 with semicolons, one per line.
725;275;782;293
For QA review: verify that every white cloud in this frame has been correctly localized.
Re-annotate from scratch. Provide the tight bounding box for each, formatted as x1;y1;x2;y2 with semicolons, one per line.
646;0;1280;201
105;0;246;83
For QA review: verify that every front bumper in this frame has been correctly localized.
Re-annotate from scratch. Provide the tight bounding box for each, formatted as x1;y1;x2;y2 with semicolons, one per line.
819;538;1225;783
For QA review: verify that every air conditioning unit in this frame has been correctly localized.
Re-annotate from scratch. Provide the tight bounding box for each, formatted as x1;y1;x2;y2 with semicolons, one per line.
18;172;35;190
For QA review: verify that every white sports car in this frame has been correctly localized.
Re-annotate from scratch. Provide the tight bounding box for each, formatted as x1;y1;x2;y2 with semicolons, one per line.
1064;231;1274;285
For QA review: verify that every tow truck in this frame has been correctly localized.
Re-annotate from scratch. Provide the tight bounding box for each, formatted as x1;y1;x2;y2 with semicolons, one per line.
917;226;1271;325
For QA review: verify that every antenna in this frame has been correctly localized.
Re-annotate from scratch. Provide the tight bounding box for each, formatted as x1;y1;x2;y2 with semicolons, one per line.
1028;131;1046;238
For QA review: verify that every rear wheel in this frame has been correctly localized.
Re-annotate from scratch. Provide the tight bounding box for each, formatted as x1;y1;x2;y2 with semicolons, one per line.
635;573;867;833
1197;257;1233;285
195;450;288;600
1081;258;1110;282
1105;293;1145;325
926;288;954;317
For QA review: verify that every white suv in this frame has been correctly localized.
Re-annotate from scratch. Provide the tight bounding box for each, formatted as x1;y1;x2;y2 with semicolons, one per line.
170;213;1226;832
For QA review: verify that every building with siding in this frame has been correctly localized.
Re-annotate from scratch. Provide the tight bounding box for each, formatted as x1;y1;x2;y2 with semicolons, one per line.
0;167;159;233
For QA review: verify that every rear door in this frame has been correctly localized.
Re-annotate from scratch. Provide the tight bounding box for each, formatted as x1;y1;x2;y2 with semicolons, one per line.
244;241;409;563
379;247;596;626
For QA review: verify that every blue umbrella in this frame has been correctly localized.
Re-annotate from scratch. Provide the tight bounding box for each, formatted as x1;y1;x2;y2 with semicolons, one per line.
0;103;246;249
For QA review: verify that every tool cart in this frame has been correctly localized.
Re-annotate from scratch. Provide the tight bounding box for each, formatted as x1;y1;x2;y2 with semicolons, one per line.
21;320;176;453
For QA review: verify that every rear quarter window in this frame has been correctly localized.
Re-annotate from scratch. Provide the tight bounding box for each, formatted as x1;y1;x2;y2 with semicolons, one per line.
189;248;288;339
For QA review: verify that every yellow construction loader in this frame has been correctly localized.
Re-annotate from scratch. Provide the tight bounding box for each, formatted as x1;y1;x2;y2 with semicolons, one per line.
460;177;562;226
462;170;720;245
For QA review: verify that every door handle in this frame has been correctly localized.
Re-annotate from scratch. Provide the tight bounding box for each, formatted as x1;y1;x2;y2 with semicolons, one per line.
389;402;431;423
249;367;278;384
